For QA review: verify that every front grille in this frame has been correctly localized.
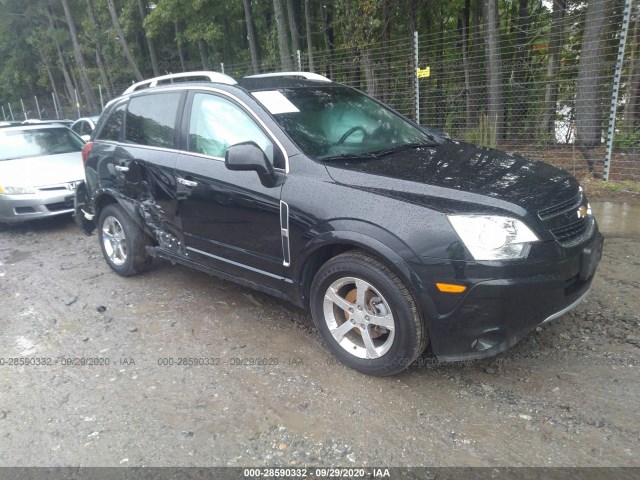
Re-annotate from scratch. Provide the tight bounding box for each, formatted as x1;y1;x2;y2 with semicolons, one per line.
551;218;589;242
46;201;71;212
538;193;582;220
539;190;594;247
38;186;67;192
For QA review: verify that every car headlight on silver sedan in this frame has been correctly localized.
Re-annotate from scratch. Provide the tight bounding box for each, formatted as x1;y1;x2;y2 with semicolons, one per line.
0;185;36;195
448;215;539;261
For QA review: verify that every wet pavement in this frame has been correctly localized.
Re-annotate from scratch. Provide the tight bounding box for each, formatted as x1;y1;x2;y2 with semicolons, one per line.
0;204;639;467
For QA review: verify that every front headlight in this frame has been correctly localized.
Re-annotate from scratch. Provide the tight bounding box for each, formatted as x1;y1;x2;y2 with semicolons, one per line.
0;185;36;195
448;215;539;261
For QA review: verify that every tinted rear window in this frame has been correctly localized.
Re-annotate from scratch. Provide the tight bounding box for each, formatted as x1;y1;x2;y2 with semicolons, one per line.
0;128;84;161
98;103;126;141
125;93;181;148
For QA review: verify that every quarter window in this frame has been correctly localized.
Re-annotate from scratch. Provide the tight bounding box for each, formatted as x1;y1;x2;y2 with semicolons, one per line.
187;93;274;162
125;93;181;148
98;103;125;142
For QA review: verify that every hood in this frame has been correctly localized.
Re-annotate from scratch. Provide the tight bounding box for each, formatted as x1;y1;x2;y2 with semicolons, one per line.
325;141;579;214
0;152;84;188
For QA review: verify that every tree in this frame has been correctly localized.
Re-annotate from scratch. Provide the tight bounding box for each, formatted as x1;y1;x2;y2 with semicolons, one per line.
243;0;262;73
483;0;504;141
106;0;144;82
136;0;160;76
60;0;97;111
575;0;610;172
541;0;567;137
305;0;315;71
273;0;293;70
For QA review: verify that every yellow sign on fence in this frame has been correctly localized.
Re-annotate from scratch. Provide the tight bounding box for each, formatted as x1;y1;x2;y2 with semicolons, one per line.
416;67;430;78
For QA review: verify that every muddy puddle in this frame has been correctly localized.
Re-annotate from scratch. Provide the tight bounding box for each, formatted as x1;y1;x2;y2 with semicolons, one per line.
590;201;640;237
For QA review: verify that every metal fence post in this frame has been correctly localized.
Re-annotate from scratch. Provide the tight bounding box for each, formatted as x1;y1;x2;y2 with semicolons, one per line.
34;96;41;119
296;50;302;71
74;89;81;118
1;106;5;121
604;0;632;181
8;102;14;121
52;92;60;120
98;84;104;111
220;63;225;74
414;31;419;124
20;98;27;120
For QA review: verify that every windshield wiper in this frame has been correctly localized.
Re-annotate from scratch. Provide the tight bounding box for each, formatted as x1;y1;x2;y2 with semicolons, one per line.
320;152;379;162
369;142;435;158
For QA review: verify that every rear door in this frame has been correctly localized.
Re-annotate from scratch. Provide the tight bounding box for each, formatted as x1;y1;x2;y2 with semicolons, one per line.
174;90;286;290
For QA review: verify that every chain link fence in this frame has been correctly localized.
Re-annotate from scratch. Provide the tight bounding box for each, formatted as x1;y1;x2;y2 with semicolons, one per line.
3;1;638;182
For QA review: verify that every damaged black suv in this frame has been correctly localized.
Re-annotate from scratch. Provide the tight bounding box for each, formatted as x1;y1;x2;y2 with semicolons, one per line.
75;71;603;376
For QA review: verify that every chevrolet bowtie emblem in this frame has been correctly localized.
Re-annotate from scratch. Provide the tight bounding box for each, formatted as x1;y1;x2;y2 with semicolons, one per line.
577;206;588;219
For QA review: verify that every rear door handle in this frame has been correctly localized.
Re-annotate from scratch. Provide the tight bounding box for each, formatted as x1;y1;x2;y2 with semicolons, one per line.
114;165;129;172
178;177;198;188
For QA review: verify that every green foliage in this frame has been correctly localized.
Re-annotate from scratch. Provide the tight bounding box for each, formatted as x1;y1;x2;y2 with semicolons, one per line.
464;114;498;148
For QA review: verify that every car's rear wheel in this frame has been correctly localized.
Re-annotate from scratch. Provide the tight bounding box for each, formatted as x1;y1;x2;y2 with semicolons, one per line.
310;250;427;376
98;204;152;276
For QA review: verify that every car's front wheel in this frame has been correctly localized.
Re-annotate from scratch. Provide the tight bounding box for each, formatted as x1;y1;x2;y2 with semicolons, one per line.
98;203;152;276
310;250;427;376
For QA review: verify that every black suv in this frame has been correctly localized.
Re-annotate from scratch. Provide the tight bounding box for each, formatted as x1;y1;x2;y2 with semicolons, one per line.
75;71;603;376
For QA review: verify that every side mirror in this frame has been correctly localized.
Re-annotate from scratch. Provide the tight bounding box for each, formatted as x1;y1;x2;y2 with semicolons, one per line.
225;141;277;187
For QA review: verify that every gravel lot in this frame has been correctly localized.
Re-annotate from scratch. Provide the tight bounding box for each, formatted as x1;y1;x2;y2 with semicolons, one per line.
0;202;639;467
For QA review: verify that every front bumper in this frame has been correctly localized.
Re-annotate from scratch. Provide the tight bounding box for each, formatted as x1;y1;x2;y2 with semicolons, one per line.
413;231;604;362
0;189;77;223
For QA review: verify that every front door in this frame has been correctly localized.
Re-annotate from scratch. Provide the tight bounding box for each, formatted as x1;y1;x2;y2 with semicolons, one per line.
175;91;285;290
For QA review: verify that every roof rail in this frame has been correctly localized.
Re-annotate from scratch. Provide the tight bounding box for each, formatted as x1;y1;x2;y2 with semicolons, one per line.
244;72;331;82
123;71;237;94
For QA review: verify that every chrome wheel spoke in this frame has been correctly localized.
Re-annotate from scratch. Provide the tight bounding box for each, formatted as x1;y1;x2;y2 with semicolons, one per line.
355;279;368;306
325;288;354;313
331;320;356;343
361;327;379;359
368;313;394;330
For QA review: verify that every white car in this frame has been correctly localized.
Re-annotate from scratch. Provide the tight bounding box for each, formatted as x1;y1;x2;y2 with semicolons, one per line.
0;125;85;223
70;115;100;142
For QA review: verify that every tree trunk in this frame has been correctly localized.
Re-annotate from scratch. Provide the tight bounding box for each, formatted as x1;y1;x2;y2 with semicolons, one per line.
198;39;211;70
136;0;160;76
575;0;608;148
286;0;301;62
483;0;505;141
623;12;640;133
60;0;98;112
39;50;62;119
362;48;378;98
86;0;114;98
243;0;262;74
510;0;530;139
106;0;144;82
304;0;315;72
320;2;334;78
470;0;482;127
541;0;566;138
461;0;472;128
175;21;186;72
273;0;294;70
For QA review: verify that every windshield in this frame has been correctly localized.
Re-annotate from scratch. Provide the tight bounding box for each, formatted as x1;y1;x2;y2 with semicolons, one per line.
0;128;84;161
254;86;437;160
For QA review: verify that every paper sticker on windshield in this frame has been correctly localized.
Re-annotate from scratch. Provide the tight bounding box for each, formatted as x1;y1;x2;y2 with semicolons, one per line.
252;91;300;115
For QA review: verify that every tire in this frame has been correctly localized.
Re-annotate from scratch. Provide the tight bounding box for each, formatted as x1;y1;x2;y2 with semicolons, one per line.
97;203;152;276
310;250;427;376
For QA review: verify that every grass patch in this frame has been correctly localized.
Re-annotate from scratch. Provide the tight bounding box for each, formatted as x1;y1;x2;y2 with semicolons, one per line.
578;176;640;199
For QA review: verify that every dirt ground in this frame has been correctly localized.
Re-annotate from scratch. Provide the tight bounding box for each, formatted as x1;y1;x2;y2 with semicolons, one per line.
0;201;639;468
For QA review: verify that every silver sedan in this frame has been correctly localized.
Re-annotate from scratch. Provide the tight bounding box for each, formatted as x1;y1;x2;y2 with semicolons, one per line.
0;124;85;223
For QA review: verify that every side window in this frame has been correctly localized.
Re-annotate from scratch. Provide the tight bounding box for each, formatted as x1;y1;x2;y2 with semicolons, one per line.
125;92;181;148
188;93;274;162
98;103;126;142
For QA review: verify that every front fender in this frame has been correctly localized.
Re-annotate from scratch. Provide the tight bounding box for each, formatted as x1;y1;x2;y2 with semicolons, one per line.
294;227;439;323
